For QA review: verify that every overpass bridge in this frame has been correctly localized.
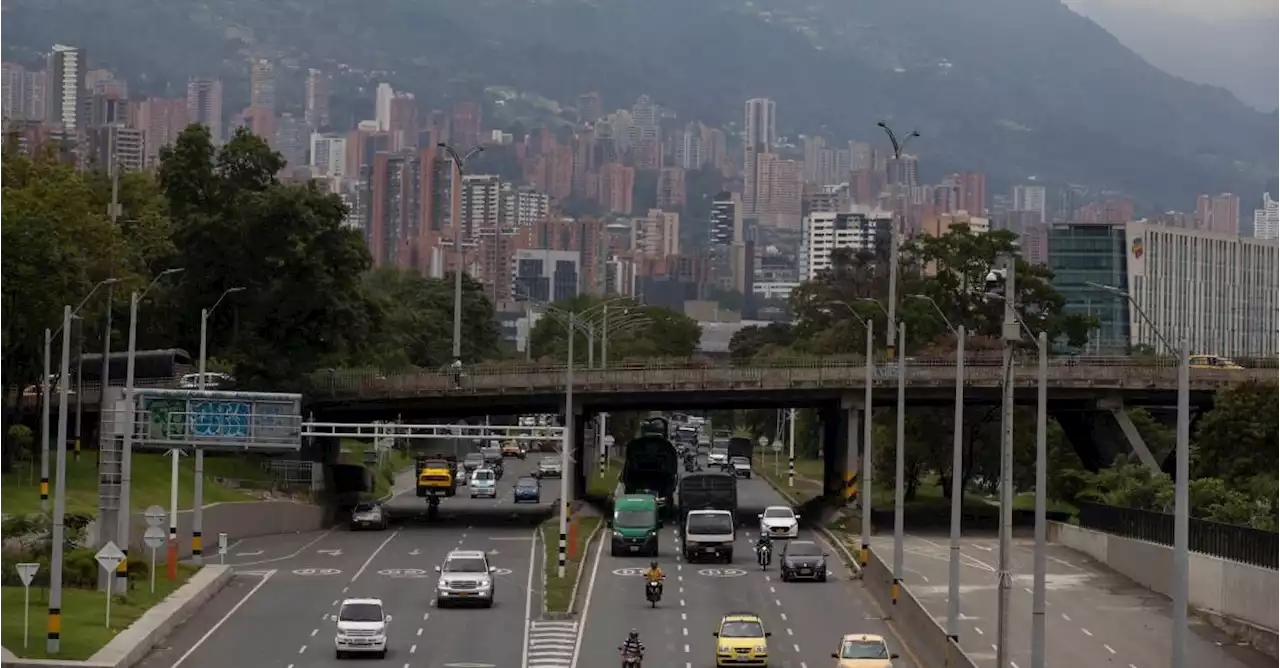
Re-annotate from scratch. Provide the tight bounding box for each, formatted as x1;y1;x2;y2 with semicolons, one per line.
304;356;1273;502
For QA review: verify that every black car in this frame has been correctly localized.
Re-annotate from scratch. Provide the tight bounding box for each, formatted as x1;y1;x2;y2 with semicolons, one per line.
513;476;541;503
779;540;829;582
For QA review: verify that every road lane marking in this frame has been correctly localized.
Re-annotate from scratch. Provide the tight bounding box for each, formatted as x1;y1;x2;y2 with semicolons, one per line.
1062;613;1071;621
417;627;424;636
779;612;787;621
1104;644;1116;654
310;628;317;637
167;570;275;668
793;643;800;652
410;644;417;654
562;526;605;668
682;627;688;636
684;644;690;652
350;530;401;583
424;612;430;620
786;628;793;636
521;526;537;668
975;627;984;635
1082;628;1093;637
233;529;335;567
298;645;307;654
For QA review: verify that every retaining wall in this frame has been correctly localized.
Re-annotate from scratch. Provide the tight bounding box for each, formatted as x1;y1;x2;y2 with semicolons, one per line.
862;547;979;668
89;501;328;559
1049;521;1278;658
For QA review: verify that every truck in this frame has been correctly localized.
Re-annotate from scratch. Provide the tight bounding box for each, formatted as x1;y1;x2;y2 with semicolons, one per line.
621;433;678;513
726;436;754;461
415;456;458;497
639;416;670;439
677;472;738;520
609;494;661;557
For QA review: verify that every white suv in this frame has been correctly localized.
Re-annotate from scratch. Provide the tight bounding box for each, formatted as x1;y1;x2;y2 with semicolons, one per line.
435;549;497;608
334;597;390;659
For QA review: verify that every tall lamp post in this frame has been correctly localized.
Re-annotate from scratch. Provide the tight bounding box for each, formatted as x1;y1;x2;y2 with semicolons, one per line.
193;286;245;565
1089;280;1190;668
910;294;966;644
47;277;119;655
826;301;875;569
858;297;906;603
437;142;485;366
875;121;919;359
115;267;185;594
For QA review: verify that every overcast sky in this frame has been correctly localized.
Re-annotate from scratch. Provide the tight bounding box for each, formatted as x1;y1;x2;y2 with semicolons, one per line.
1083;0;1276;20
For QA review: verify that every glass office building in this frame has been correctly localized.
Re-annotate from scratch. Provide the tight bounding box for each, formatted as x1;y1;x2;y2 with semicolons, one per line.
1047;223;1131;352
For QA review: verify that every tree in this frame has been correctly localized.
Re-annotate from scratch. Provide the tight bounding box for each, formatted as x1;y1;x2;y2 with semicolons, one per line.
528;295;701;364
156;125;379;386
727;323;795;360
359;267;501;369
1;149;147;470
1193;381;1279;484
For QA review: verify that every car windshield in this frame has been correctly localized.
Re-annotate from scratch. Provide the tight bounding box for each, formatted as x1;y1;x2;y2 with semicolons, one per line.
465;454;483;463
720;620;764;638
517;477;537;487
840;640;889;659
541;458;558;466
615;508;656;528
687;514;733;534
710;448;727;456
764;508;793;518
785;542;822;557
444;557;487;573
473;470;494;481
338;603;383;622
354;503;378;512
731;457;750;465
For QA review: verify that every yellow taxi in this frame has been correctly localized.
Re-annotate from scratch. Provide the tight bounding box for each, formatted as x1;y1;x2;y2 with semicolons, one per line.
713;612;771;666
831;633;898;667
1189;354;1244;370
501;441;525;459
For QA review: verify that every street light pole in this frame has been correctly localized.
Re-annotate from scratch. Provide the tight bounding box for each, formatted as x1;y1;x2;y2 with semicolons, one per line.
40;329;53;513
861;317;874;569
875;121;919;359
1032;330;1048;668
193;286;244;566
559;312;575;579
893;321;906;604
438;142;484;366
1086;280;1189;668
996;256;1017;668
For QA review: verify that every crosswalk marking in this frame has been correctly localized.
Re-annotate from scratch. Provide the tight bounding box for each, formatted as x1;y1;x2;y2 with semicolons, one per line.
527;620;578;667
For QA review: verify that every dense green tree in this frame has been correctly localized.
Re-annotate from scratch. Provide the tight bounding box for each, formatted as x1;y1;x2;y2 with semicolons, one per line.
528;295;701;365
1192;381;1279;484
727;323;796;360
156;125;378;386
359;267;501;369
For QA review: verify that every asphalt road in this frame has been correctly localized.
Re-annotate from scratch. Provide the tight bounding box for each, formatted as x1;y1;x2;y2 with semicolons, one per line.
871;533;1272;668
136;455;551;668
578;461;919;668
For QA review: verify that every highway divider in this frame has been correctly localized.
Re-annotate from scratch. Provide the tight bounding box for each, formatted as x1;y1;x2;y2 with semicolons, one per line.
540;509;603;617
1;566;233;668
89;501;328;560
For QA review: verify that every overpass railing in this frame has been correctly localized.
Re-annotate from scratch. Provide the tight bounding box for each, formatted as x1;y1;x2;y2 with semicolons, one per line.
13;376;181;407
1078;502;1278;569
303;355;1274;400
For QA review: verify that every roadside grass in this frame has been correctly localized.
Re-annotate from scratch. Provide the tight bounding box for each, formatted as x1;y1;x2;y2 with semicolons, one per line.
752;455;997;516
1;453;272;518
338;439;414;500
0;564;197;660
752;453;823;502
586;457;624;498
541;515;603;612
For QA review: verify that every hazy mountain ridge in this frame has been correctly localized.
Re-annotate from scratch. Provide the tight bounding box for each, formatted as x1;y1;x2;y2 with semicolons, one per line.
3;0;1274;207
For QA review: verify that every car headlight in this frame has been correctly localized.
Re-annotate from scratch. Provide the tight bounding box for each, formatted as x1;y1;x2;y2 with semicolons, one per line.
754;644;768;653
437;579;448;590
718;645;730;653
479;580;492;590
613;530;624;538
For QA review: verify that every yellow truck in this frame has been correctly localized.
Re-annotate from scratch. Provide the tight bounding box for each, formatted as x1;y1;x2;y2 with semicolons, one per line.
415;456;457;497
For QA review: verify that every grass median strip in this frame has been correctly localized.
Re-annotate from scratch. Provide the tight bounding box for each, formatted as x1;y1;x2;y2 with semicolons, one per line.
586;457;624;498
541;515;602;612
0;564;197;660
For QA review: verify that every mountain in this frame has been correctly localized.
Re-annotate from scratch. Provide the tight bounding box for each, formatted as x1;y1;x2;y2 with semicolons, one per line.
4;0;1276;208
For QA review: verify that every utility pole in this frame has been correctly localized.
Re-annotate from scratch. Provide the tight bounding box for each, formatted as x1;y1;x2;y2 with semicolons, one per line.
875;121;919;359
995;254;1017;668
438;142;484;366
1031;330;1048;668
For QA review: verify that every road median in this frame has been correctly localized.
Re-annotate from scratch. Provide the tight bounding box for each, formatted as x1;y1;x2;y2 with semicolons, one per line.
540;511;603;617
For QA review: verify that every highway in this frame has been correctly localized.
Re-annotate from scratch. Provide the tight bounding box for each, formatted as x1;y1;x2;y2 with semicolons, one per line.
577;460;918;668
872;533;1273;668
135;454;552;668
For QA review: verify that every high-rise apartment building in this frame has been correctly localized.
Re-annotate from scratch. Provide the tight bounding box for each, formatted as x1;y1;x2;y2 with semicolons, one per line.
757;152;803;225
1048;222;1131;353
132;97;188;167
577;92;603;123
274;113;308;171
86;125;145;173
46;45;85;132
632;209;680;259
249;59;276;110
1253;193;1278;240
657;167;685;210
305;69;330;131
374;83;394;131
598;162;635;215
387;93;418;152
1012;184;1047;224
186;78;223;143
1196;193;1240;235
743;97;776;215
513;249;581;302
452;101;482;150
799;208;894;281
310;133;347;179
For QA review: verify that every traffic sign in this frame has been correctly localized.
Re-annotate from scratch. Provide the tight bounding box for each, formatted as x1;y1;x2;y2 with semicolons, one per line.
771;440;783;452
758;436;770;448
96;541;126;573
14;563;39;587
143;526;166;549
144;505;167;527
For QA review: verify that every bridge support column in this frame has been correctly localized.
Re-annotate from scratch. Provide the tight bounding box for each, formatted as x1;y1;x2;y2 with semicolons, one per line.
1099;397;1160;472
1053;397;1162;473
573;412;588;501
821;403;858;503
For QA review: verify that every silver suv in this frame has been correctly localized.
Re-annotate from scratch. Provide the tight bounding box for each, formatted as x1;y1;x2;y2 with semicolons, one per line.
434;549;496;608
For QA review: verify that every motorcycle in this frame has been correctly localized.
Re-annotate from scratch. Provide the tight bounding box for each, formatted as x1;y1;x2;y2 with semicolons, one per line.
756;544;772;570
645;579;663;607
427;494;441;520
618;646;643;668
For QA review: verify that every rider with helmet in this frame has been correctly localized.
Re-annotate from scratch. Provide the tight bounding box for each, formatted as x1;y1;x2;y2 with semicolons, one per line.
644;560;665;597
755;532;773;564
620;629;645;660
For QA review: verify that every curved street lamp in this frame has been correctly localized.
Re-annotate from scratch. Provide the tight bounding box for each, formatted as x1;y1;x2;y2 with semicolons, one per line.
438;142;485;366
875;121;920;360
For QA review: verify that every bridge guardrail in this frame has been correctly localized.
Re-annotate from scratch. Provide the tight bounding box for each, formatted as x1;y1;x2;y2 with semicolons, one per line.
303;356;1274;400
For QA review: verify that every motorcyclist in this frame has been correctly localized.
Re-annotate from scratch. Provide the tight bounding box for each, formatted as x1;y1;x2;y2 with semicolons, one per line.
755;533;773;564
644;560;665;597
620;629;645;661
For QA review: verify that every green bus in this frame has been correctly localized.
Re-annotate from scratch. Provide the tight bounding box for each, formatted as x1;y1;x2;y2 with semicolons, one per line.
610;494;661;557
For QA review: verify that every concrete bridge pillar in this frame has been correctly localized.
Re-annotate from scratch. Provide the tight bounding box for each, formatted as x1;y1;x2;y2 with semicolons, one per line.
560;399;586;502
1052;397;1163;473
821;397;862;503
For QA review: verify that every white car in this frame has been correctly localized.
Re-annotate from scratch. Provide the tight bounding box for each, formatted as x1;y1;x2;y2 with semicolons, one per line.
759;505;800;539
707;447;729;466
435;549;497;607
334;597;390;659
470;467;498;498
179;371;234;389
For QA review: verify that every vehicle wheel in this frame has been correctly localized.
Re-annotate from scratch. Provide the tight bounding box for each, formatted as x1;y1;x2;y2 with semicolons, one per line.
335;650;344;659
780;571;789;582
818;573;828;583
377;649;387;659
483;598;494;608
611;545;619;557
724;551;733;563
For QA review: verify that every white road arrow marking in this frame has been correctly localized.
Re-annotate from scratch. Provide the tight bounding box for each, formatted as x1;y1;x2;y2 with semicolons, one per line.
409;548;421;556
235;550;265;557
317;549;343;556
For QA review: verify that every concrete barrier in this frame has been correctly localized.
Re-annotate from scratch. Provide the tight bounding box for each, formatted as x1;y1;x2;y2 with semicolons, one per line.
87;501;328;559
860;546;979;668
1049;521;1279;658
1;566;233;668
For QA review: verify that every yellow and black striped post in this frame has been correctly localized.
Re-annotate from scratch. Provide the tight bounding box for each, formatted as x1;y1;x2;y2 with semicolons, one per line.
46;605;61;650
842;472;858;504
40;478;49;507
115;554;128;593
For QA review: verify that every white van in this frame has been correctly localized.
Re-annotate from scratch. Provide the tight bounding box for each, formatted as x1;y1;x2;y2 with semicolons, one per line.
334;597;390;659
682;509;735;563
470;468;498;499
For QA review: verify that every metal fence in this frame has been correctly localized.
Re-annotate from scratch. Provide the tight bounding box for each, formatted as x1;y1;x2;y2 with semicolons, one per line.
1077;502;1278;569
